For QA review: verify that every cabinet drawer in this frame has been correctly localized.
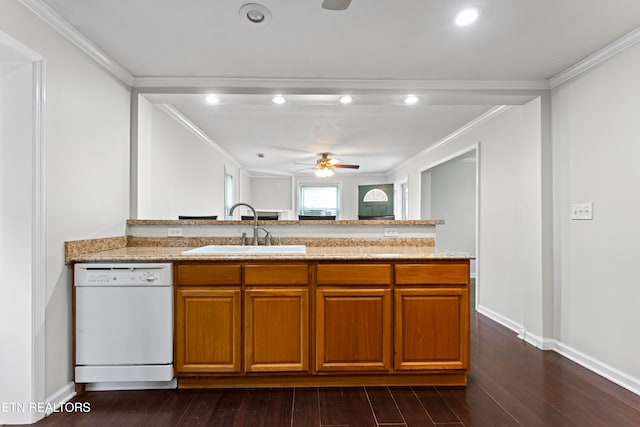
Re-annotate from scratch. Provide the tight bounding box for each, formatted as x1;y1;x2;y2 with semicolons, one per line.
395;263;468;285
316;264;392;285
176;264;242;285
244;264;309;285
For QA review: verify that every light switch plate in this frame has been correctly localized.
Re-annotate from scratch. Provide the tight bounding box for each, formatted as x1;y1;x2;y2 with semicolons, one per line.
383;227;398;237
571;203;593;220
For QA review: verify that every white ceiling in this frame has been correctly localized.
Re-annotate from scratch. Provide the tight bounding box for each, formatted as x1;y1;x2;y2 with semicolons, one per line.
37;0;640;175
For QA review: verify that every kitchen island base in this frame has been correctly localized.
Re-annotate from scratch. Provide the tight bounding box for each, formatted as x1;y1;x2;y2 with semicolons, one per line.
177;372;467;389
174;259;470;388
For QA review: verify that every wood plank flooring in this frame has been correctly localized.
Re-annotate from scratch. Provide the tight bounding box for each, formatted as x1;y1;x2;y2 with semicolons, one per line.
24;312;640;426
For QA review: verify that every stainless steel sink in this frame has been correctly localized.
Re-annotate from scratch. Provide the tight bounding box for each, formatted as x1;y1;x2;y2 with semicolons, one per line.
182;245;307;255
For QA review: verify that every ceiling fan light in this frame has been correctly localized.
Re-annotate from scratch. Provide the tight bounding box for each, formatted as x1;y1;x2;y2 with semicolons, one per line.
315;167;334;177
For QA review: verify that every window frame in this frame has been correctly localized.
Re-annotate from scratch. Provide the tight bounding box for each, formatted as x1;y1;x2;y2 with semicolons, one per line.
297;182;342;219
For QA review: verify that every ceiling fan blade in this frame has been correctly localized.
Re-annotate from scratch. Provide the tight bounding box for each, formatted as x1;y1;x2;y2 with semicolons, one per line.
322;0;352;11
333;164;360;169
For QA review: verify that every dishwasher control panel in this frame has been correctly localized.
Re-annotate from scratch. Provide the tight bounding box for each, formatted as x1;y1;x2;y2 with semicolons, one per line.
74;263;173;287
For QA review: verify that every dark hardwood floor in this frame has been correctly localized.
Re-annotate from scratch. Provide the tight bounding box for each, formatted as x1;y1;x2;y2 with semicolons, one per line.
25;312;640;426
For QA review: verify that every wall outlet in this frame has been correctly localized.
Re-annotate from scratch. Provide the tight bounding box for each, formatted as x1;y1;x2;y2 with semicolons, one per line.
383;227;398;237
571;203;593;220
168;227;183;237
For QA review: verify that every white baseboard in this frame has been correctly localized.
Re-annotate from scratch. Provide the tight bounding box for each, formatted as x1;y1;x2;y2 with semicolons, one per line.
45;381;76;415
476;305;525;336
85;378;177;391
476;308;640;396
548;340;640;396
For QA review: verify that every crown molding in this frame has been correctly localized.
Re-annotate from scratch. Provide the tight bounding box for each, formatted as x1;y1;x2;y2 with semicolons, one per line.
133;76;550;92
550;26;640;88
391;105;510;173
156;104;241;169
0;29;43;61
18;0;134;86
18;1;640;93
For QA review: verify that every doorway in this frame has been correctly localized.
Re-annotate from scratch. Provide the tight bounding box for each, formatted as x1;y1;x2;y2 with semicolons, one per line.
420;147;478;307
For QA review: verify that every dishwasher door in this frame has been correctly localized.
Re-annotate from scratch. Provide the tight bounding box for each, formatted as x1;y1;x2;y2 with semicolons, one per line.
75;285;173;366
74;263;174;384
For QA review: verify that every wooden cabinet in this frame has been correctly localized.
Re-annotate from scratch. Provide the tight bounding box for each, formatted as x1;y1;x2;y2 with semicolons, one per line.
394;262;470;370
316;288;392;371
244;264;308;285
316;263;392;285
175;288;241;373
245;289;309;372
395;262;469;285
394;288;469;370
176;264;241;286
174;259;470;387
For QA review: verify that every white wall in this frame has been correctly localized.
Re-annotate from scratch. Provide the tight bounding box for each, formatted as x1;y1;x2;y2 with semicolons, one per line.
552;41;640;382
428;154;476;261
239;169;253;209
420;171;431;219
0;56;34;424
1;2;132;421
390;100;544;338
249;176;293;213
137;102;241;219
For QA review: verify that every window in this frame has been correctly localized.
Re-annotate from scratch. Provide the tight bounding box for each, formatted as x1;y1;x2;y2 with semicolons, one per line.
401;182;409;220
299;184;340;217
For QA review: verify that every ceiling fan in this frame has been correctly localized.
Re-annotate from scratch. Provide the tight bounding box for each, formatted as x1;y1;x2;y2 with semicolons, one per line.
299;152;360;177
322;0;352;11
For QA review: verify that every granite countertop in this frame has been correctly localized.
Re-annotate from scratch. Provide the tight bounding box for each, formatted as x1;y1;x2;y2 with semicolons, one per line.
65;236;473;263
68;245;473;262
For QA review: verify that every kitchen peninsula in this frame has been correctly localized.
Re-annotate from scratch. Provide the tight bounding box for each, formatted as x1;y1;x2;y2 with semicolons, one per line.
67;219;473;388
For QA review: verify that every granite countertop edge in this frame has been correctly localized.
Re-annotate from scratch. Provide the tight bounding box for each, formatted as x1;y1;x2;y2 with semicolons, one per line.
67;246;474;263
69;253;475;263
65;236;473;263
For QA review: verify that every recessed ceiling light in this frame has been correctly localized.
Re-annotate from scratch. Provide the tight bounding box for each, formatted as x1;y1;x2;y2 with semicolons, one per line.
272;95;286;104
456;7;480;26
239;3;272;26
404;95;419;105
339;95;353;104
204;94;219;104
246;9;265;23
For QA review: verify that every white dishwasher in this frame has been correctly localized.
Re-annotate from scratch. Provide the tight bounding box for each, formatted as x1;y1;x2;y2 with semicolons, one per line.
74;263;175;390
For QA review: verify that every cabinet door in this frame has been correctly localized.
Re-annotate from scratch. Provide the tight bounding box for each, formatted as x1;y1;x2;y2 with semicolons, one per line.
316;288;391;371
394;288;469;371
175;289;241;373
245;289;309;372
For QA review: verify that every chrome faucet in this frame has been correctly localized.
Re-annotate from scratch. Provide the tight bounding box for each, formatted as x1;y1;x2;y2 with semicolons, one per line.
259;227;272;246
230;202;260;246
